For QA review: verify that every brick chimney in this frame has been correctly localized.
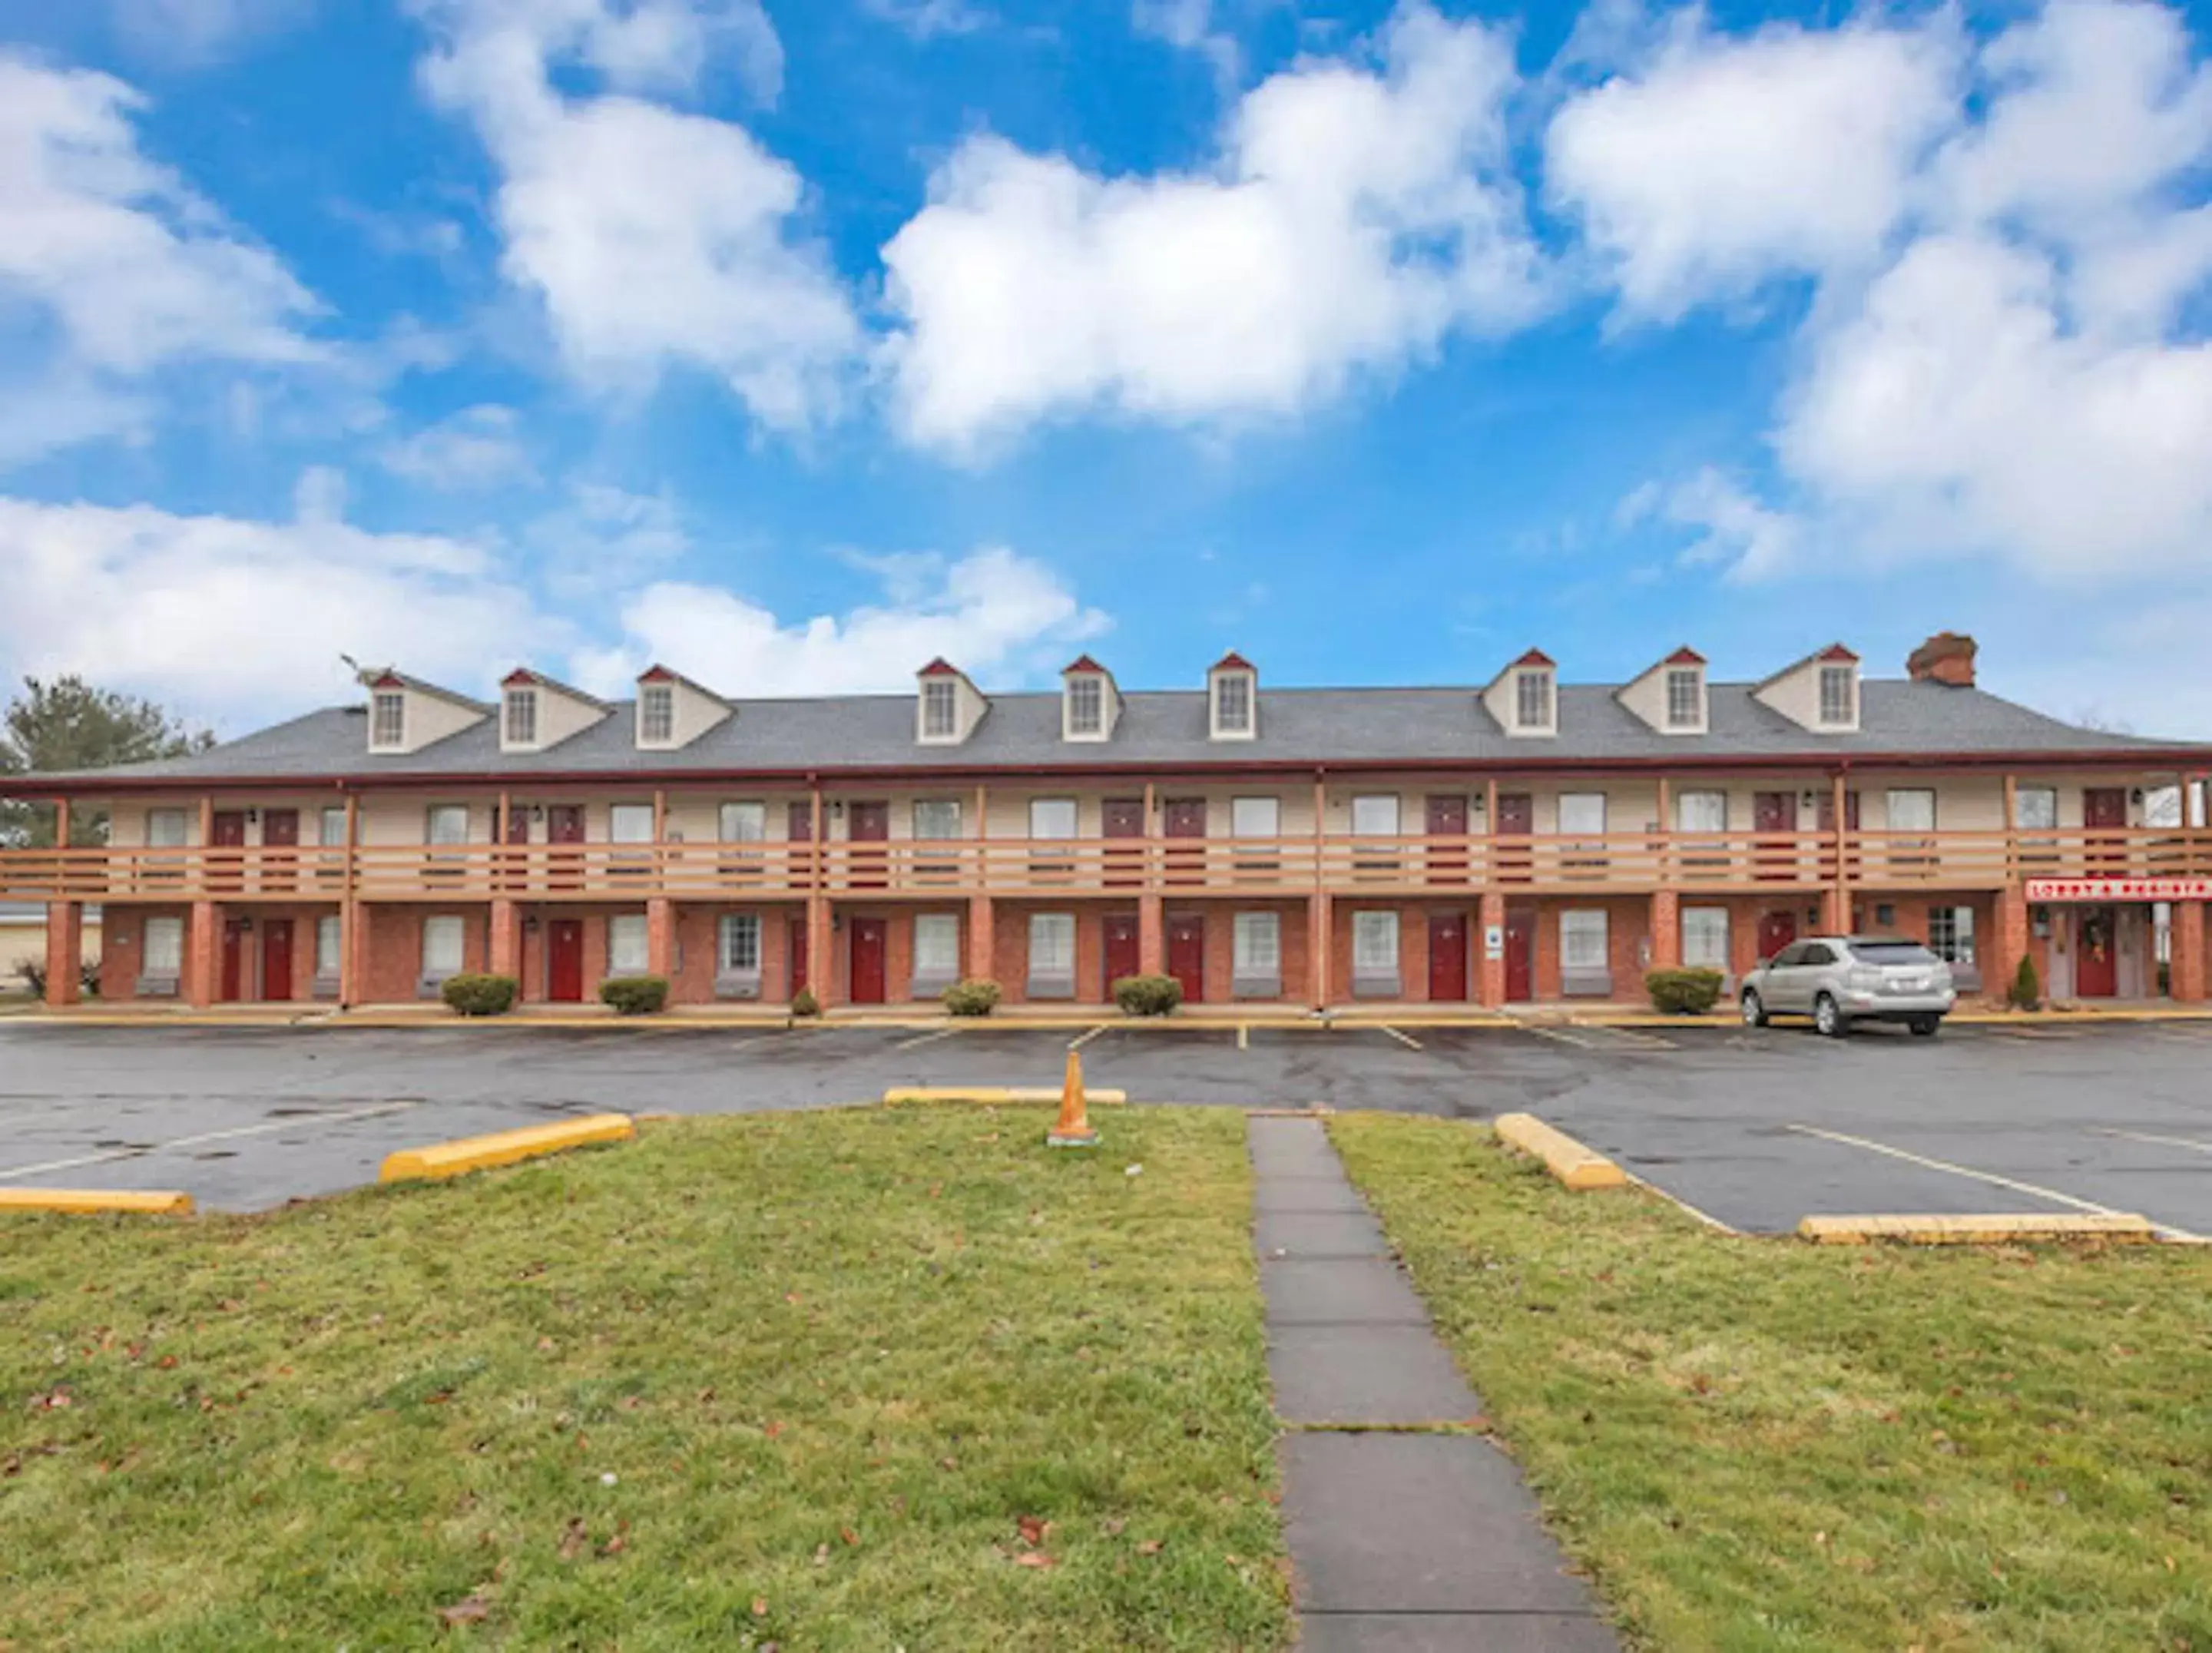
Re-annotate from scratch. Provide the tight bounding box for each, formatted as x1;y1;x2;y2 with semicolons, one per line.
1907;631;1977;687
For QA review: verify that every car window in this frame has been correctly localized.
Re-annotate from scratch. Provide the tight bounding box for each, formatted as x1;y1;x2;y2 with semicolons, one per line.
1771;942;1805;966
1800;943;1833;966
1849;940;1941;966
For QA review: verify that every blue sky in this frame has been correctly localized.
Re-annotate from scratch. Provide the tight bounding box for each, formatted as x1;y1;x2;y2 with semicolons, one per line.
1;0;2208;734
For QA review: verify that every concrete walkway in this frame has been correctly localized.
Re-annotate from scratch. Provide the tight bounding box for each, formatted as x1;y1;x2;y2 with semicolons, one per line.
1250;1116;1617;1651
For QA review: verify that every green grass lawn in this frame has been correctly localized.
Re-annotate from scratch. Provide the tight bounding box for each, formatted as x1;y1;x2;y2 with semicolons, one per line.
1330;1113;2212;1653
1;1108;1289;1651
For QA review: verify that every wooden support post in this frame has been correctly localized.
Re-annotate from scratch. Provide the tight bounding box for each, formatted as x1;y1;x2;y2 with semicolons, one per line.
1310;774;1330;1008
2002;772;2018;883
1831;770;1850;930
808;782;833;1006
338;793;359;1008
975;782;988;892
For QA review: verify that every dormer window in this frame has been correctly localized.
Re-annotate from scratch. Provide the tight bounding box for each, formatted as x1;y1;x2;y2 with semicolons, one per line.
504;687;538;747
1665;667;1701;729
1515;667;1553;731
371;690;405;750
1067;675;1102;737
1819;664;1856;726
922;678;959;740
639;684;674;746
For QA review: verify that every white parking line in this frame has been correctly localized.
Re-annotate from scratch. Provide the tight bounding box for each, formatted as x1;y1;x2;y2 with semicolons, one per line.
1785;1123;2211;1243
1068;1024;1110;1051
0;1100;422;1183
1523;1025;1595;1049
892;1027;962;1051
1377;1025;1422;1051
1237;1024;1249;1051
1600;1026;1676;1051
2093;1126;2212;1156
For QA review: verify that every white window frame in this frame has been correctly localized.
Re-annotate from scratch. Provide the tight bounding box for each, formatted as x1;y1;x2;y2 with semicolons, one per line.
718;913;762;976
1065;674;1104;740
503;687;538;747
370;690;406;750
1665;667;1702;729
638;683;676;746
1351;910;1399;995
141;915;184;979
1675;790;1727;832
319;806;348;848
914;799;964;840
1556;792;1608;836
1818;664;1857;727
1230;796;1280;840
315;913;343;979
420;915;465;984
426;804;469;846
1233;911;1281;995
1211;671;1254;739
1351;794;1401;836
1929;905;1975;966
1560;909;1609;977
912;913;962;990
1515;668;1554;731
1028;797;1078;840
920;678;959;742
146;807;189;848
1681;906;1729;972
718;801;767;843
1885;789;1937;832
1027;913;1075;998
607;913;650;977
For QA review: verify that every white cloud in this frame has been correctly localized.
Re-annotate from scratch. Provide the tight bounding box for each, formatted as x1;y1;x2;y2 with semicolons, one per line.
414;0;858;429
379;404;537;489
0;495;557;721
0;52;324;462
879;1;1551;455
1133;0;1241;88
1545;14;1962;320
864;0;990;40
571;545;1111;697
107;0;313;66
1620;466;1803;577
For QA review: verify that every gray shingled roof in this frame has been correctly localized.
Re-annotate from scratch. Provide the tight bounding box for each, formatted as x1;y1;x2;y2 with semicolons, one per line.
12;678;2201;788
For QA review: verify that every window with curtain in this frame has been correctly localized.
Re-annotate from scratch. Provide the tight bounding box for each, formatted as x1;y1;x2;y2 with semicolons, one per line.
1561;909;1608;971
914;800;963;839
1353;911;1399;977
142;916;184;976
913;914;961;985
1231;797;1280;839
608;914;650;976
147;808;188;847
1352;795;1400;835
1681;906;1729;970
719;801;766;841
421;916;465;979
1233;912;1280;974
1675;790;1727;831
1028;797;1078;838
1557;793;1607;834
426;805;468;845
1929;906;1975;964
2015;787;2058;830
719;913;761;975
609;804;654;843
314;914;342;978
1028;913;1075;996
1886;790;1936;830
319;806;348;846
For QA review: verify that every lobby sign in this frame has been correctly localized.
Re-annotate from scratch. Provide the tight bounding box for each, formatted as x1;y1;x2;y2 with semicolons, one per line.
2025;877;2212;903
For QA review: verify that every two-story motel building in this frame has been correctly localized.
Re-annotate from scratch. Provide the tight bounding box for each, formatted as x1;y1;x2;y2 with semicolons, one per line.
7;631;2211;1013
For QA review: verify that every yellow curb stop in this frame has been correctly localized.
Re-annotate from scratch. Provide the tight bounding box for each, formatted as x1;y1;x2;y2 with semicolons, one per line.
882;1086;1128;1105
379;1114;635;1183
1798;1212;2156;1245
0;1188;194;1215
1493;1113;1628;1191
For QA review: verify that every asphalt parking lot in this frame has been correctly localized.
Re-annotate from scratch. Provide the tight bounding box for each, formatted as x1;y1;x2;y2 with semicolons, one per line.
2;1018;2209;1236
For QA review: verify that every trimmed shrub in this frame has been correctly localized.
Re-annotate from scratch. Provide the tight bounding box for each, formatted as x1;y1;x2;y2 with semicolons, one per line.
599;976;670;1015
1645;967;1725;1015
2008;955;2041;1011
442;973;518;1017
942;979;1002;1017
790;986;821;1019
1113;973;1183;1017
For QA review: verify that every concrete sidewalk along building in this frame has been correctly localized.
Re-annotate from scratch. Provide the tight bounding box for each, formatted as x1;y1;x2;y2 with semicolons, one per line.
5;631;2210;1014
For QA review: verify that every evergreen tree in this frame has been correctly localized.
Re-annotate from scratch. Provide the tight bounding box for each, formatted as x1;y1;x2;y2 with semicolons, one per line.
0;677;215;847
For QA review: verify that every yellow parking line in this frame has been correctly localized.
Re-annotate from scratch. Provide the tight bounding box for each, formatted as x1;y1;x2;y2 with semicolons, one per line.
2093;1126;2212;1156
1378;1025;1422;1050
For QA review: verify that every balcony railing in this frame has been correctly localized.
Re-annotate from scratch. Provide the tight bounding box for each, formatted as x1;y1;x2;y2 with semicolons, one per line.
2;829;2205;903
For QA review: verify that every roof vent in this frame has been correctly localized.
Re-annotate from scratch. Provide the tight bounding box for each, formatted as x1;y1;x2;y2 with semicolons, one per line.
1907;631;1977;687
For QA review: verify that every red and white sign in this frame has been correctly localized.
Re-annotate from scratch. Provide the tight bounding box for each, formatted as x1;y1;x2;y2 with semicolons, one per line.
2025;877;2212;903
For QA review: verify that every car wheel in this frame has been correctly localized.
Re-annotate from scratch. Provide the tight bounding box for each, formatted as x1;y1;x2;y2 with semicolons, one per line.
1740;989;1768;1028
1814;992;1847;1039
1909;1015;1941;1038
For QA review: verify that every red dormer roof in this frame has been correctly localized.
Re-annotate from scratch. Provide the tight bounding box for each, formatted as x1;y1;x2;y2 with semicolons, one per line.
637;664;677;684
1511;648;1555;669
369;671;405;691
1062;654;1108;675
501;667;538;688
1210;651;1256;674
1818;643;1859;662
1664;647;1706;666
918;658;962;677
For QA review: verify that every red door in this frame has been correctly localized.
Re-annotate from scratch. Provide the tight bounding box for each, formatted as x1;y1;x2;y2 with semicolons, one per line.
212;810;247;893
848;802;889;890
1503;904;1535;1002
789;915;810;996
1428;913;1468;1001
2085;787;2128;873
1426;796;1468;884
262;809;299;890
1166;915;1204;1004
1103;914;1141;986
1756;910;1797;962
2075;907;2118;997
261;919;294;1002
547;806;585;893
548;919;584;1002
849;916;887;1004
1104;798;1145;887
221;917;249;1001
1495;793;1532;883
1164;800;1207;886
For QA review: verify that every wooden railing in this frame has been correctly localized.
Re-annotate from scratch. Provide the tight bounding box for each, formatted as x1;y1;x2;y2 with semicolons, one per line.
4;829;2207;903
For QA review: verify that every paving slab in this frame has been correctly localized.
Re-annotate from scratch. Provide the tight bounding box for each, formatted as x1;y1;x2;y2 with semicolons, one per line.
1254;1177;1373;1214
1267;1323;1481;1425
1296;1612;1621;1652
1253;1209;1389;1258
1281;1433;1603;1615
1248;1115;1346;1176
1262;1257;1434;1326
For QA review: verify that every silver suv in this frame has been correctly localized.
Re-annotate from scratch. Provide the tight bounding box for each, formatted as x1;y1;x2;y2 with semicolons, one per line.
1740;936;1957;1038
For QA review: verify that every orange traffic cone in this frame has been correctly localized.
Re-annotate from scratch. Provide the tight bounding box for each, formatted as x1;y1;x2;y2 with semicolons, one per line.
1048;1047;1098;1147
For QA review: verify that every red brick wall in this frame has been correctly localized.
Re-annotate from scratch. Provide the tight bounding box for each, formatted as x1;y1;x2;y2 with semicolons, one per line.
1174;899;1306;1005
98;906;190;1000
1534;896;1651;1001
667;902;798;1004
1330;903;1475;1002
363;906;488;1002
991;902;1121;1004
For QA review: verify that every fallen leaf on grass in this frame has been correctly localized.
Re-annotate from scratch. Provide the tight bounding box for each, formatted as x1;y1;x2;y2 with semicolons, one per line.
1012;1552;1057;1569
1016;1516;1050;1547
840;1525;859;1546
1136;1540;1164;1555
436;1593;491;1625
558;1519;591;1561
752;1597;769;1618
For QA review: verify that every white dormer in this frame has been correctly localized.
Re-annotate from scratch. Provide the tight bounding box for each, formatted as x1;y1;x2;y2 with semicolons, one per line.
1208;651;1257;741
1482;649;1557;738
916;658;988;745
1753;644;1860;734
1616;648;1707;736
634;665;733;750
499;668;611;754
358;668;490;756
1061;654;1121;742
